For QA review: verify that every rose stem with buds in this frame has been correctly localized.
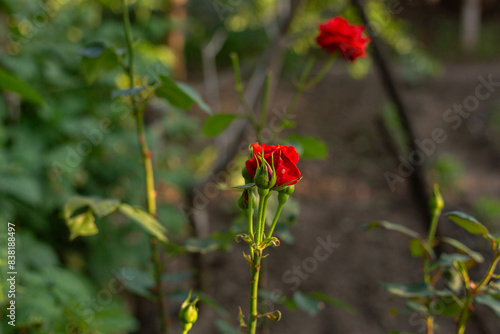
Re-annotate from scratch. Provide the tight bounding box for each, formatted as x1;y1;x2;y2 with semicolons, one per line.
121;1;168;332
456;252;500;334
248;188;270;334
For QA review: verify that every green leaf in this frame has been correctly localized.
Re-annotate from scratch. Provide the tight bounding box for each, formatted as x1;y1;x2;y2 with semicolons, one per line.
63;196;120;219
383;282;434;298
111;86;147;99
0;67;44;105
119;204;167;242
446;211;490;238
90;198;121;218
454;260;470;288
63;196;92;219
81;43;119;83
116;267;154;299
184;238;219;254
476;294;500;319
409;238;425;257
286;135;327;160
432;253;471;269
441;237;484;263
203;114;238;136
279;120;296;129
365;221;421;239
66;210;98;240
406;300;429;315
292;291;323;315
156;75;211;114
162;270;193;283
232;183;255;189
177;82;212;114
309;291;355;313
430;295;462;317
0;174;43;206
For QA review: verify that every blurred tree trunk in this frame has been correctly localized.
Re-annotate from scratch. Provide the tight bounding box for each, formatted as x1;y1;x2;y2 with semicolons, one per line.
167;0;187;80
461;0;482;53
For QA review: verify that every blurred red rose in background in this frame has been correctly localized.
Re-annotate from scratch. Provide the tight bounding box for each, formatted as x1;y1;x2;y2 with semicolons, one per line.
316;16;371;62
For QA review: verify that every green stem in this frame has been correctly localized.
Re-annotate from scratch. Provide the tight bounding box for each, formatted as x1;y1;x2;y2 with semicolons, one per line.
259;72;272;131
254;189;268;245
266;201;285;239
456;254;500;334
427;209;440;246
258;191;272;243
426;316;434;334
247;189;255;240
303;54;336;90
248;249;262;334
121;1;167;333
424;209;441;285
248;189;271;333
457;294;472;334
286;57;314;118
476;253;500;290
230;53;259;129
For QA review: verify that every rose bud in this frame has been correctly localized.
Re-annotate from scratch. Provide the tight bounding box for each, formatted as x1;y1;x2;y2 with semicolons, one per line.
254;158;276;189
278;185;295;205
242;166;253;184
238;189;255;211
179;291;199;333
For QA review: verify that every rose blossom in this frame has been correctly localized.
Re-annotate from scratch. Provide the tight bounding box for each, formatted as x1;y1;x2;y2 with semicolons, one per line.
316;16;371;62
245;143;301;189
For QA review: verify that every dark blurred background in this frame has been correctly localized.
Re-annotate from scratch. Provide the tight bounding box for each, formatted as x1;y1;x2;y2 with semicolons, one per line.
0;0;500;333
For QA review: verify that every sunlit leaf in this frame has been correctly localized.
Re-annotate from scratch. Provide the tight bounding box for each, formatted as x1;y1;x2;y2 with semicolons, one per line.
365;221;420;239
383;282;434;298
446;211;490;239
66;210;98;240
441;237;484;263
119;204;167;242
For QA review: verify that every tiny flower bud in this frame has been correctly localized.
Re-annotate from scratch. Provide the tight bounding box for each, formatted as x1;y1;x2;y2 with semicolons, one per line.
179;291;199;333
284;185;295;195
238;189;254;211
278;185;294;206
429;184;444;213
242;166;253;184
254;162;274;189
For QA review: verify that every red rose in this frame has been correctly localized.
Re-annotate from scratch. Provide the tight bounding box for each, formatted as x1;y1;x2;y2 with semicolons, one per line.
245;143;301;189
316;16;371;62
